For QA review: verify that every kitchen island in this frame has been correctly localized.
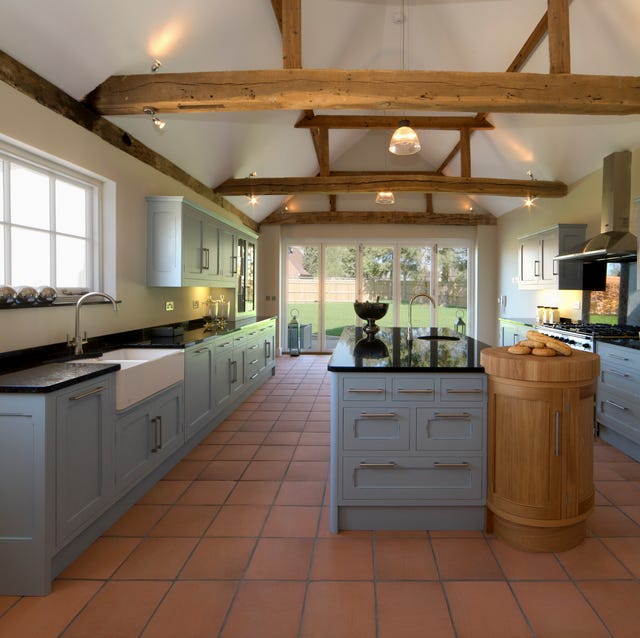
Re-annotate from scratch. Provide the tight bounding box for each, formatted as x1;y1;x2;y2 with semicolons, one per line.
327;326;490;533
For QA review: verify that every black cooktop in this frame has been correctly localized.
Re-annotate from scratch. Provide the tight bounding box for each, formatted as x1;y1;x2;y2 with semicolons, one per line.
543;323;640;337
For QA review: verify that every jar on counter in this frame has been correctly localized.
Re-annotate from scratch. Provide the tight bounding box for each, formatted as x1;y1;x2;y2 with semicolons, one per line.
551;307;560;323
536;306;544;324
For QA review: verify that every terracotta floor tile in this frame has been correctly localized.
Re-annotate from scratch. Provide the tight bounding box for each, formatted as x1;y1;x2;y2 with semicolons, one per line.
202;430;235;445
587;505;640;536
112;538;197;580
245;538;314;579
176;480;236;505
311;537;373;580
241;460;289;480
595;480;640;505
432;538;504;580
275;481;325;505
278;410;310;421
197;459;249;480
272;420;306;432
184;443;222;461
303;421;330;432
226;480;280;505
104;504;170;537
228;431;267;445
253;445;295;461
205;505;269;537
298;432;330;446
292;445;330;462
377;582;454;638
429;529;485;538
161;460;207;481
58;537;141;579
0;596;19;617
149;505;219;537
214;444;259;460
556;537;631;579
263;431;301;445
239;419;275;432
488;538;568;581
593;443;631;463
300;582;375;638
445;581;533;638
374;530;429;538
374;537;439;580
285;460;329;481
512;581;609;638
141;581;236;638
594;491;611;505
262;506;321;537
220;581;305;638
601;537;640;577
216;420;244;432
316;506;333;538
0;580;102;638
608;462;640;480
137;480;192;505
594;463;626;481
179;538;255;579
579;580;640;638
63;581;170;638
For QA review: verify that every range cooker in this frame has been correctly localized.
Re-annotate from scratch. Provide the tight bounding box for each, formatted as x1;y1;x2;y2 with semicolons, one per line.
537;323;640;352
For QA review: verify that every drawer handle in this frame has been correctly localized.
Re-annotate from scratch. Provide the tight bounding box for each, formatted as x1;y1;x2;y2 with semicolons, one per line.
249;344;259;350
151;417;158;453
250;359;259;365
605;399;629;411
607;370;630;378
250;372;259;380
446;389;483;394
433;412;471;418
348;388;384;393
359;461;397;469
218;341;232;348
193;346;209;354
359;412;397;418
398;388;434;394
608;353;630;361
68;385;105;401
433;461;470;468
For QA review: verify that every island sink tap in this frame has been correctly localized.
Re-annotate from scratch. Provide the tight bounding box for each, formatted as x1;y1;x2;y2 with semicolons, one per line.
68;291;118;355
408;293;436;341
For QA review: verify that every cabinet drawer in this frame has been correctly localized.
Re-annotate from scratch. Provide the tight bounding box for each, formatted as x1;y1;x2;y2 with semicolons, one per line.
342;407;410;450
342;376;388;401
416;408;483;451
440;377;485;402
212;337;234;352
391;377;435;402
598;342;640;371
599;366;639;397
597;391;640;442
341;455;483;502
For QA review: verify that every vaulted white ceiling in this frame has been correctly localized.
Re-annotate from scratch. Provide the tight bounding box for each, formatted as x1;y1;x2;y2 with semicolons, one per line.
1;0;639;222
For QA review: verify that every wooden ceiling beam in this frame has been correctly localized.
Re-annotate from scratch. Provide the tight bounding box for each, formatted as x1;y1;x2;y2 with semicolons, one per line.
281;0;302;69
295;114;494;130
548;0;571;74
216;174;566;198
84;69;640;116
260;210;496;226
460;129;471;178
310;127;330;176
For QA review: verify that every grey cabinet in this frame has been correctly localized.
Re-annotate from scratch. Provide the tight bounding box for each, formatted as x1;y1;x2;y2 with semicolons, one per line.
219;226;237;283
518;224;587;290
184;342;215;440
236;234;257;317
331;372;487;532
597;342;640;461
115;383;183;494
498;319;527;346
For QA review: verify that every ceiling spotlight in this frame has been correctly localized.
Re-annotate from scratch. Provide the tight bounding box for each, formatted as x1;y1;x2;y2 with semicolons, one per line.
524;196;537;208
375;191;395;205
143;106;166;130
389;120;421;155
247;195;259;206
150;59;162;72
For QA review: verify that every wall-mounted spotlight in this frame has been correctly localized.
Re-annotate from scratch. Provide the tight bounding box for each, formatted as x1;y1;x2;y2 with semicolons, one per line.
247;195;259;206
524;170;537;208
143;106;166;130
151;59;162;72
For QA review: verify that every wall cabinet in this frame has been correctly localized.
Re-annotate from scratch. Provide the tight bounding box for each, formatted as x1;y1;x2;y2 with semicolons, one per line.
597;342;640;462
237;235;256;315
517;224;587;290
330;372;487;532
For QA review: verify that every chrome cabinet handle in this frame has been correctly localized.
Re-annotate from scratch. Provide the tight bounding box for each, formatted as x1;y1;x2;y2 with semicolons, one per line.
250;359;259;365
608;353;630;361
348;388;384;394
265;340;271;357
534;259;540;277
250;372;259;380
157;416;163;450
359;412;397;418
433;412;471;418
446;389;483;394
358;461;396;469
398;388;434;394
555;411;561;456
203;247;210;270
248;344;259;351
193;346;209;354
605;399;629;411
433;461;470;468
69;385;105;401
230;360;238;383
151;417;158;453
607;370;630;378
218;341;232;348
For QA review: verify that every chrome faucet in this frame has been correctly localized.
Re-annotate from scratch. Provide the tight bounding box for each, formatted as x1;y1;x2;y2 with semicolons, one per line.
69;291;118;355
408;293;436;341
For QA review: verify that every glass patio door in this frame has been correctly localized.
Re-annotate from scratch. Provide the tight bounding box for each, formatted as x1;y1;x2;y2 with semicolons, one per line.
323;245;357;351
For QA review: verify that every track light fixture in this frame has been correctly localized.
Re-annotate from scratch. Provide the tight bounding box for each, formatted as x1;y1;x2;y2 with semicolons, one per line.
143;106;166;130
150;58;162;72
524;170;537;208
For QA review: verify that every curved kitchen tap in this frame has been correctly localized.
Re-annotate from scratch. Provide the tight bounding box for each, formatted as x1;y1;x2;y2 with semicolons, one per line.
408;293;436;341
69;291;118;355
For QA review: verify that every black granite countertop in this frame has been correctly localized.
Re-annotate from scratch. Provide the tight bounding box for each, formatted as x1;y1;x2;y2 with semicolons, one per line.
597;338;640;351
0;361;120;393
327;326;490;372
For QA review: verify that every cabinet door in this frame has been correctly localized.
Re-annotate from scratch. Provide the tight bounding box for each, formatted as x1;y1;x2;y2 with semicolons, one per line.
185;345;214;440
154;385;184;459
182;209;204;277
539;230;558;286
56;379;114;546
213;354;232;410
203;218;219;276
488;380;563;520
219;227;236;279
519;237;540;287
115;403;155;494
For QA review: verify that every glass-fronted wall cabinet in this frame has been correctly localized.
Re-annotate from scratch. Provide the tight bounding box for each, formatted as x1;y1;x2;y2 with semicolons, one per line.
237;235;256;315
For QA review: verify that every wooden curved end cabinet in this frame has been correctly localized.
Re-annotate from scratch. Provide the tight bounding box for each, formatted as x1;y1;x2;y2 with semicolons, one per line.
480;348;599;552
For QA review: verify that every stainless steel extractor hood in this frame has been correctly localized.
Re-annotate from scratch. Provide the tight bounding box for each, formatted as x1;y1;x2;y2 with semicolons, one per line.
556;151;637;263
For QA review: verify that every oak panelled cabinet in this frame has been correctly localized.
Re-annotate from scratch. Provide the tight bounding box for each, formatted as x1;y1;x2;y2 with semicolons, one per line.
481;348;599;552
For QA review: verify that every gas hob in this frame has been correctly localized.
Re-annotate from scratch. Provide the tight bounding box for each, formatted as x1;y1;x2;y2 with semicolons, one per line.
537;323;640;352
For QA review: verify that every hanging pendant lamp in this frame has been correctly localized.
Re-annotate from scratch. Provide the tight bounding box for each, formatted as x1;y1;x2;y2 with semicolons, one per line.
389;119;421;155
375;191;395;205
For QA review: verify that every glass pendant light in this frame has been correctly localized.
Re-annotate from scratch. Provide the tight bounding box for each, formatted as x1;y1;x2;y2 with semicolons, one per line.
389;119;421;155
375;191;395;205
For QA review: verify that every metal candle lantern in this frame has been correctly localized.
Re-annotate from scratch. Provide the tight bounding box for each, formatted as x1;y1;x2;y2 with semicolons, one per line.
288;308;300;356
454;310;466;336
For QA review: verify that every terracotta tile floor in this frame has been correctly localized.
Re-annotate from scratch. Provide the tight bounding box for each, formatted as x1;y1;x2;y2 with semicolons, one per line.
2;354;640;637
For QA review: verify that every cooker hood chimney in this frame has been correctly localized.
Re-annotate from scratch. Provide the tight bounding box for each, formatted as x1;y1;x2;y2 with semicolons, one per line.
556;151;636;263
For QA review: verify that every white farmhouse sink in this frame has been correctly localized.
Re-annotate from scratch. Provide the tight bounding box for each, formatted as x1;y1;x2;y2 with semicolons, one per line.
73;348;184;410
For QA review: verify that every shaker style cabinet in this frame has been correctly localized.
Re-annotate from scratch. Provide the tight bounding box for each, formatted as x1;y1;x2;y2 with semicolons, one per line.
517;224;586;290
236;234;256;316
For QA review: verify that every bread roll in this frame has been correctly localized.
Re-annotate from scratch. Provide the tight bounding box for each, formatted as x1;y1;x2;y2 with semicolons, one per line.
531;347;556;357
545;338;572;356
518;338;546;349
526;329;549;343
508;345;531;355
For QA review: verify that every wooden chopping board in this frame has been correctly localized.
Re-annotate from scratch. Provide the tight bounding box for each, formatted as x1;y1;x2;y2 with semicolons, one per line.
480;346;600;383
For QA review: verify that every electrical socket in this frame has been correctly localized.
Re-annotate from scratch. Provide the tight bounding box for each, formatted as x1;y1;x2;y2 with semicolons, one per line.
573;301;581;310
192;300;199;309
165;301;174;311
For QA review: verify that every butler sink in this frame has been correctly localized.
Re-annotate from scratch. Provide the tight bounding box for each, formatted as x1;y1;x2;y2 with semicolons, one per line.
72;348;184;410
